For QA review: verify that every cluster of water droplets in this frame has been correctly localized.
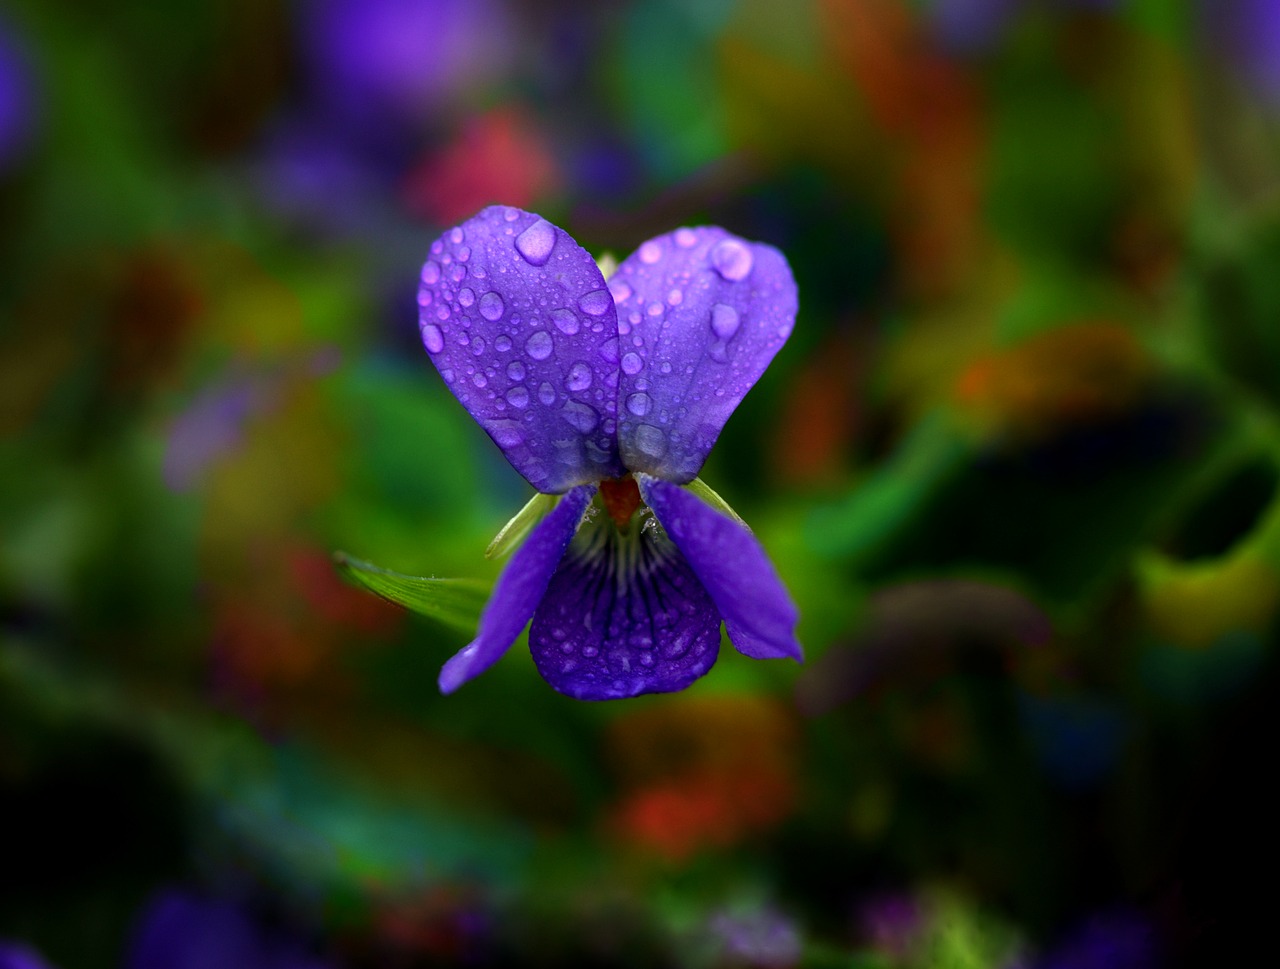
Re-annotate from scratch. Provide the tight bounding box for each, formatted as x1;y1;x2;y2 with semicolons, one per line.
530;503;719;698
606;227;768;472
417;207;632;486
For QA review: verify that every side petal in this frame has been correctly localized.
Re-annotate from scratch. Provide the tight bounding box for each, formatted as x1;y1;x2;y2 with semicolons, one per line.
439;485;595;692
610;227;797;482
529;511;722;700
419;206;625;492
638;475;802;662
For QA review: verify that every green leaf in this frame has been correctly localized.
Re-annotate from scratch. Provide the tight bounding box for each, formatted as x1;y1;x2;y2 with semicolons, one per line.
485;492;558;559
333;553;487;632
685;476;748;528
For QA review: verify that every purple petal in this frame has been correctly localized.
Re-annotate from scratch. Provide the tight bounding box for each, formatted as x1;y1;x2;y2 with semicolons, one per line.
610;227;797;482
439;485;594;692
639;476;801;662
0;942;56;969
418;206;625;493
529;511;720;699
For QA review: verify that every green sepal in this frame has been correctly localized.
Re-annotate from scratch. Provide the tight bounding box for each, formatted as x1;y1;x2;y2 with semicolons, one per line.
684;477;748;528
333;553;487;632
485;492;559;559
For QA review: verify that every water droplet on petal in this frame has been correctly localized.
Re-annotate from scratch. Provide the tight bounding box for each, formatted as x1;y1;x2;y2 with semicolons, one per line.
579;289;612;316
436;305;450;321
710;303;740;340
551;308;580;335
621;352;643;375
506;386;529;408
491;421;522;447
507;360;526;380
526;330;554;360
639;240;662;264
710;239;753;281
422;323;444;353
503;207;520;221
675;227;697;248
479;292;505;321
633;424;666;458
538;382;557;405
472;372;488;388
448;263;466;282
626;392;652;416
450;226;464;244
494;335;512;352
515;219;557;266
459;287;475;307
562;400;599;433
667;289;683;306
566;362;593;391
608;278;632;303
457;245;471;262
421;261;440;284
598;336;619;364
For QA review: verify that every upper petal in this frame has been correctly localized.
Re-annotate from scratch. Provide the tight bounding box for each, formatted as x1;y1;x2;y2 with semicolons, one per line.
610;227;798;482
529;507;721;700
438;484;595;692
418;206;625;492
638;475;802;662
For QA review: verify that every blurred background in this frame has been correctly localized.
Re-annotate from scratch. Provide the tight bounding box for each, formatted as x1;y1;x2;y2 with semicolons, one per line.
2;0;1279;966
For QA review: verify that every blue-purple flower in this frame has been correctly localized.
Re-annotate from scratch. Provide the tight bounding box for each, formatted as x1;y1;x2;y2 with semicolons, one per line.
417;206;802;700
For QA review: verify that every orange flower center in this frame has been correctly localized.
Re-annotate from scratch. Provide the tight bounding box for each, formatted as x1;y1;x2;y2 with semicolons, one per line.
599;475;642;530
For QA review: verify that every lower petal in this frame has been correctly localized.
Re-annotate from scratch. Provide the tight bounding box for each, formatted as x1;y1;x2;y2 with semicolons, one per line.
529;510;721;700
439;485;595;693
638;475;802;663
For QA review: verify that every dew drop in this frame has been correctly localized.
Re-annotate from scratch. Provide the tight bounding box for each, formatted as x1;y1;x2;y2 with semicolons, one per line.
633;424;666;458
552;308;580;335
436;304;450;321
710;239;753;281
491;421;522;447
421;261;441;284
667;288;683;306
710;303;740;340
515;219;556;266
538;382;557;405
626;392;652;416
506;386;529;409
639;240;662;264
526;330;554;360
457;245;471;262
608;278;632;303
675;227;697;248
621;352;643;375
494;335;512;352
566;362;593;391
579;289;612;316
472;372;487;388
507;360;526;381
479;292;505;321
598;336;620;364
562;400;599;433
459;287;475;307
503;207;520;221
421;323;444;353
448;263;466;282
450;226;464;244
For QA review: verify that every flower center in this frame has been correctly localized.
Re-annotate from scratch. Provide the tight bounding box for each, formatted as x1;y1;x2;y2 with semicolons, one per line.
599;475;642;530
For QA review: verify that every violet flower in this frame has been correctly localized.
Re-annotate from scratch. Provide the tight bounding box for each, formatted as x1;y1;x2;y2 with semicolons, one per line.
417;206;802;699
